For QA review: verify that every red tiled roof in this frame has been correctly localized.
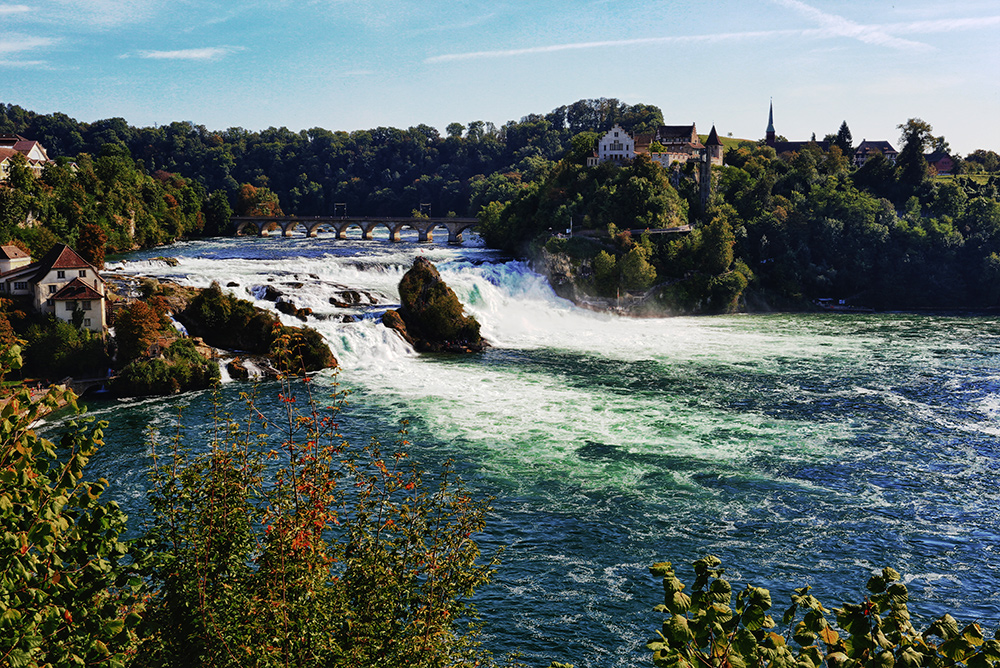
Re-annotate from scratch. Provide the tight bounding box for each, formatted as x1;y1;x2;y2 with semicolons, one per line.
0;245;30;260
50;277;103;301
36;243;93;271
0;147;20;161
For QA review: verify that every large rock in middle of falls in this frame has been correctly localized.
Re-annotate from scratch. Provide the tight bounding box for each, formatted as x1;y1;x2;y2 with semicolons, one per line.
382;257;487;353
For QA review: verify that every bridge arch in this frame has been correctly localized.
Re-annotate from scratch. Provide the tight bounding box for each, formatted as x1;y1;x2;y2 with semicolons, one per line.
229;215;479;243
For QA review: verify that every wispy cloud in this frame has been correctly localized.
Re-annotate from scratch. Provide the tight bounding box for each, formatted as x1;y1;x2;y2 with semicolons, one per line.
126;45;245;61
426;1;1000;64
425;29;803;63
887;15;1000;35
771;0;930;50
0;33;54;67
0;4;31;16
42;0;166;28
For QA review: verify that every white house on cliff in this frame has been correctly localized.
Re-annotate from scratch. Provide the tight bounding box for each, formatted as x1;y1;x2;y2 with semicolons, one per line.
588;123;724;168
0;244;107;334
0;135;53;181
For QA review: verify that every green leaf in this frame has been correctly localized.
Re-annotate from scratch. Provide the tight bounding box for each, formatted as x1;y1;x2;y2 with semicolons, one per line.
651;562;675;578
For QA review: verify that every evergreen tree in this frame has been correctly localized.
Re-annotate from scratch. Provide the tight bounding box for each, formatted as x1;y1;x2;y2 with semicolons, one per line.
835;120;853;155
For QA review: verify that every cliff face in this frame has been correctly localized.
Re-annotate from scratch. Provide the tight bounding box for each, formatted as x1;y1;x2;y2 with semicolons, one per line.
382;258;487;353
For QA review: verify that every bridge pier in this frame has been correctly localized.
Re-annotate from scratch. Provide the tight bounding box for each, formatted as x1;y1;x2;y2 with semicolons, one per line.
230;216;478;244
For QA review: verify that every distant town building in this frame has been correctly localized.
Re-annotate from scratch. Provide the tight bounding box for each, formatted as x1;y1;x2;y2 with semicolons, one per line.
0;244;107;334
587;122;724;168
0;135;53;182
854;140;899;167
764;102;898;166
764;102;830;154
925;151;955;175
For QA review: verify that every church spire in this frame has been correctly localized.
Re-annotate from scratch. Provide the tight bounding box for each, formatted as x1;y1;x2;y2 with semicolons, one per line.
766;99;776;146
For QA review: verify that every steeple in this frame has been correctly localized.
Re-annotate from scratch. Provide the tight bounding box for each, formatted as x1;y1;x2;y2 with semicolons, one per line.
706;124;722;146
766;99;776;146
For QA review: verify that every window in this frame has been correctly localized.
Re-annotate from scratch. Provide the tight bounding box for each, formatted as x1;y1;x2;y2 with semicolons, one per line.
83;319;91;328
48;285;56;294
57;270;65;279
14;282;26;291
79;270;87;277
82;301;91;311
66;301;76;311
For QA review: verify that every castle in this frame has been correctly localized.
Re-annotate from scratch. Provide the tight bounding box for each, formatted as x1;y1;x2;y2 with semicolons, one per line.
588;122;724;168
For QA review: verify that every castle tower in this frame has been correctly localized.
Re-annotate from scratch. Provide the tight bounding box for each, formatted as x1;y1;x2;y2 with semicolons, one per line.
705;124;723;165
766;100;776;146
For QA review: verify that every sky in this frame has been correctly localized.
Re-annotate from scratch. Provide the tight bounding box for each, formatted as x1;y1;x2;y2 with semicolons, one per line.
2;0;999;155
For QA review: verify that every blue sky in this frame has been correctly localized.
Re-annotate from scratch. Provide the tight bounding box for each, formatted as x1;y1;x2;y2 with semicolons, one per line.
2;0;999;155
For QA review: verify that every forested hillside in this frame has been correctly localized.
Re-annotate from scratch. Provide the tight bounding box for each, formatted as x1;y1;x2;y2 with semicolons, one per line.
1;98;662;222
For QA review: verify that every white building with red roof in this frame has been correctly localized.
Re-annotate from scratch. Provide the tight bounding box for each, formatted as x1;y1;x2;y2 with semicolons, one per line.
0;135;53;181
0;244;107;334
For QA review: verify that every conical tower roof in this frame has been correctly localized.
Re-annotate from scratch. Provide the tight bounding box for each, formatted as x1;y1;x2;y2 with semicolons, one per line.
706;125;722;146
766;100;775;134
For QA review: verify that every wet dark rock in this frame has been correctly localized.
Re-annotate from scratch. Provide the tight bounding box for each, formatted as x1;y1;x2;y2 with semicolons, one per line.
227;357;250;381
381;257;487;353
257;285;283;301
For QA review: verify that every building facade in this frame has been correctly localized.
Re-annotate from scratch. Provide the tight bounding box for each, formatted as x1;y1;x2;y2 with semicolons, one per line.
0;135;53;181
0;244;107;334
588;122;724;167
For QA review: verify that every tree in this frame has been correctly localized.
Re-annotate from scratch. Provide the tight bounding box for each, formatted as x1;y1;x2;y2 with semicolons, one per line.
446;122;465;139
76;222;107;269
114;300;165;363
834;120;853;156
0;344;141;667
896;118;934;198
201;189;233;236
236;183;283;216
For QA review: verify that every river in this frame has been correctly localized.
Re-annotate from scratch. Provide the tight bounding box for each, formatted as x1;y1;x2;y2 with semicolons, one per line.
65;232;1000;667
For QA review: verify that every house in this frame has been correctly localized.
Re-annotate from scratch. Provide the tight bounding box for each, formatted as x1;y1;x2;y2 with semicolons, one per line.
0;135;53;181
0;245;31;274
0;244;107;334
591;124;636;164
925;151;954;175
587;122;724;167
854;140;898;167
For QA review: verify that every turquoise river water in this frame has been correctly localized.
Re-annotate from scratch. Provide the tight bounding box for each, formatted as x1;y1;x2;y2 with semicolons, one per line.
51;233;1000;667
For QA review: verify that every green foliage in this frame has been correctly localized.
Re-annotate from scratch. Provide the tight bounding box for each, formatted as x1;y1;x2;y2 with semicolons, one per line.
179;283;335;372
649;557;1000;668
21;316;110;380
0;344;141;667
133;380;500;668
113;339;220;397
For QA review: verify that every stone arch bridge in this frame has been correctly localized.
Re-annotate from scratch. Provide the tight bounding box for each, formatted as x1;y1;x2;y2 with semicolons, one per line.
231;216;479;244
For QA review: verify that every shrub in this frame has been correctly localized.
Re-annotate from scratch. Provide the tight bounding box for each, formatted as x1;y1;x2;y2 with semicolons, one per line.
133;377;499;667
648;556;1000;668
